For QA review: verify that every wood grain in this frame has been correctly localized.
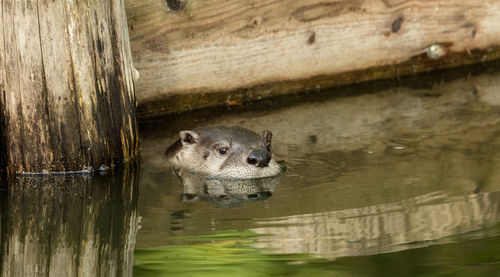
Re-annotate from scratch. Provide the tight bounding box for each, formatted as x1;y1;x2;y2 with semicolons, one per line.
0;0;139;173
126;0;500;116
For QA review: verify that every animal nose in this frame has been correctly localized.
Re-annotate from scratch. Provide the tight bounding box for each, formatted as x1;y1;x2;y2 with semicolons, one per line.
247;149;271;168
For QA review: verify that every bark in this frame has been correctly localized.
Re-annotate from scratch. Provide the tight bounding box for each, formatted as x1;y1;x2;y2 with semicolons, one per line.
0;0;139;174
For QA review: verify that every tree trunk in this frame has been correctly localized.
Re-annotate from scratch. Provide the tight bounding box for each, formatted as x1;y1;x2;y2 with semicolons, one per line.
0;0;139;174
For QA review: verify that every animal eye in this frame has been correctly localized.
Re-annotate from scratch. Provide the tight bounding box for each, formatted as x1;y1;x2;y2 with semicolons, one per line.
218;147;229;155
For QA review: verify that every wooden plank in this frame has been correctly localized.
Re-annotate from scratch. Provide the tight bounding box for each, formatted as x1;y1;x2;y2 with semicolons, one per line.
0;0;139;174
126;0;500;116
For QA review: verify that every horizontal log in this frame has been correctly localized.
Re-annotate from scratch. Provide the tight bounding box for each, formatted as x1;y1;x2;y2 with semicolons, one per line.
126;0;500;117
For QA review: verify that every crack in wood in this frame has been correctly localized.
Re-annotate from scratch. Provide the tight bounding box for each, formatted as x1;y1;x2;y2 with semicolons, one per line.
292;1;363;22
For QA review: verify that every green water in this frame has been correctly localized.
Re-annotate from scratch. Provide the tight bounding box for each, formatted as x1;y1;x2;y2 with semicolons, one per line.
134;228;500;277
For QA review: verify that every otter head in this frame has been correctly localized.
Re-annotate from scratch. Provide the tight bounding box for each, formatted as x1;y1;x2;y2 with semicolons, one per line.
166;126;285;179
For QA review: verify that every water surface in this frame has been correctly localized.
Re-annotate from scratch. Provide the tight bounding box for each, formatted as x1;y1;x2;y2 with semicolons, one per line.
3;65;500;276
135;65;500;276
0;167;139;276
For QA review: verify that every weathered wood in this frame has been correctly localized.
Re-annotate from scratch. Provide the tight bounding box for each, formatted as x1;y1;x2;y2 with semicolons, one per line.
0;0;139;174
126;0;500;116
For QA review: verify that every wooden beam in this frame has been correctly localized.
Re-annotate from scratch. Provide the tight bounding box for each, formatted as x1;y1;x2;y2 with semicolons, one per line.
0;0;139;174
126;0;500;116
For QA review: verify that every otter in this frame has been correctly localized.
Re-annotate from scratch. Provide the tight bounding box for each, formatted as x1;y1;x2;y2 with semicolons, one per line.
165;126;285;179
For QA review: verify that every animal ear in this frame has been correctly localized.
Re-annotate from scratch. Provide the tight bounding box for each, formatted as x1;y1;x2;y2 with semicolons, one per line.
179;130;199;145
261;130;272;145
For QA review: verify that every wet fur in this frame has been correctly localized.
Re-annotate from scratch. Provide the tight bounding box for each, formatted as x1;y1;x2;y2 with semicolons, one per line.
165;126;285;179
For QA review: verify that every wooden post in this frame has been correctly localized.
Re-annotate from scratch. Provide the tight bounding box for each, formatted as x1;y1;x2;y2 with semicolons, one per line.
0;0;139;174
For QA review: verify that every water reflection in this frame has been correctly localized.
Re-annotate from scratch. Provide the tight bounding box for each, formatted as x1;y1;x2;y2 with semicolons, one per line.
0;166;139;277
176;168;280;206
252;190;500;259
136;64;500;274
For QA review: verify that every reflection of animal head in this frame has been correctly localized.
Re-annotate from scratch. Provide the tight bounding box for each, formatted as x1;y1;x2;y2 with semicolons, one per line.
177;168;280;206
165;126;285;179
